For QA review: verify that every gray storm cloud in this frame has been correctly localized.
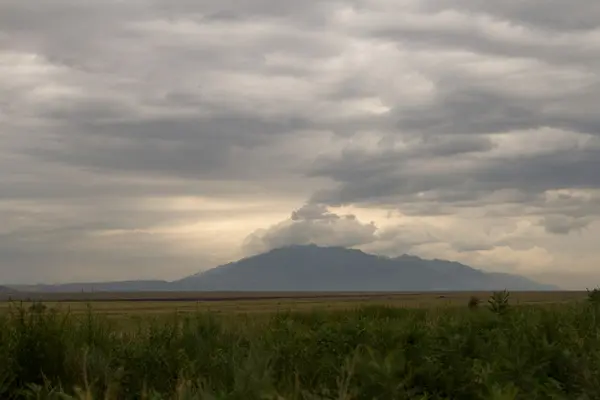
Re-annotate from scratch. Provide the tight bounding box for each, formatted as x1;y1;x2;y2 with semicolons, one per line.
1;0;600;286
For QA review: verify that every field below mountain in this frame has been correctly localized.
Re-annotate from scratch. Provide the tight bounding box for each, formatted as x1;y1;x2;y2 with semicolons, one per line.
1;295;599;399
0;291;586;317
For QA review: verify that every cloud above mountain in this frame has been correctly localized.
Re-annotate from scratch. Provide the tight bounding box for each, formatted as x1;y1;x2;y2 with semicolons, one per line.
1;0;599;288
243;204;378;254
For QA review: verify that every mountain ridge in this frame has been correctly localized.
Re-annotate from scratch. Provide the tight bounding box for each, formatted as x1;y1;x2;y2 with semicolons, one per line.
6;245;559;292
177;244;557;291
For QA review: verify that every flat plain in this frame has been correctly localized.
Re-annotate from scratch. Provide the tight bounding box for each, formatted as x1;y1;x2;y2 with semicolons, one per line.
0;290;586;316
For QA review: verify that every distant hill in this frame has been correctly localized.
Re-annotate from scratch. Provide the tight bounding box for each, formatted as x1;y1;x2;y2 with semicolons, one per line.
9;245;558;292
10;280;171;293
0;285;14;293
175;245;558;291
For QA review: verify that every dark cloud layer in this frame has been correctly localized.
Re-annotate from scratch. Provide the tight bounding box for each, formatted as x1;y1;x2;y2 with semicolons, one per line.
1;0;600;286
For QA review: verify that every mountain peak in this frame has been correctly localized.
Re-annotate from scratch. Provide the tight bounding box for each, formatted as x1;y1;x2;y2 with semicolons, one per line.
6;245;558;293
394;254;424;262
177;245;557;291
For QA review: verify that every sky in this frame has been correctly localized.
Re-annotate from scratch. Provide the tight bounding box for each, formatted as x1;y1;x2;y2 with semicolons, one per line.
1;0;599;289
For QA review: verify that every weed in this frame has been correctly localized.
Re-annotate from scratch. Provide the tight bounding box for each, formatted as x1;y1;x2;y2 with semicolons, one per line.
28;301;47;314
488;290;510;315
468;296;481;310
586;287;600;305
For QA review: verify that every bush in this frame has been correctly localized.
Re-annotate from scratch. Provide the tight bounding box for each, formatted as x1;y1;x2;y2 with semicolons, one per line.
488;290;510;315
28;301;47;313
468;296;481;310
587;287;600;305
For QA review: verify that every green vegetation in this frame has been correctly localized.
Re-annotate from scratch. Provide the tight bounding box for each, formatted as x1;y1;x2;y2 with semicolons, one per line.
587;287;600;305
487;290;511;315
467;295;481;310
1;294;600;399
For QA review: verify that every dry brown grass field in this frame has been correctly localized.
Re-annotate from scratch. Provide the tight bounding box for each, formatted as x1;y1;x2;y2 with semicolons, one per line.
0;290;587;316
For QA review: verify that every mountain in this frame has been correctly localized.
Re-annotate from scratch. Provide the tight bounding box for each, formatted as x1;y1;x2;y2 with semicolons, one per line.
176;245;558;291
0;285;14;293
9;280;171;293
8;245;558;292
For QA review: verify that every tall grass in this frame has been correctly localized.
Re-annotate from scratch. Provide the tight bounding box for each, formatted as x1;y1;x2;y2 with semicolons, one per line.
1;301;600;399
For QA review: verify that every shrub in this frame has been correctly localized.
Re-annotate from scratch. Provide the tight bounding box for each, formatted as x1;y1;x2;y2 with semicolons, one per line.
28;301;47;313
488;290;510;315
587;287;600;305
468;296;481;310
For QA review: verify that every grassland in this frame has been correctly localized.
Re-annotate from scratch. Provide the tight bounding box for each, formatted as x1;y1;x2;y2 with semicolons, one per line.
0;291;598;399
0;290;586;316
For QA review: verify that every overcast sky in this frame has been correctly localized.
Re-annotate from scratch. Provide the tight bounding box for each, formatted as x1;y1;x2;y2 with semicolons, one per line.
1;0;599;288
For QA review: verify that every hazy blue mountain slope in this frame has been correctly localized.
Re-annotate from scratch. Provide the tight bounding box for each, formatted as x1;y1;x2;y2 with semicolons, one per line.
10;280;171;293
176;245;558;291
11;245;558;292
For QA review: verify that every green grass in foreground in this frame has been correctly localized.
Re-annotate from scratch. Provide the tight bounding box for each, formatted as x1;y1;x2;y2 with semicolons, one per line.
1;298;600;399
